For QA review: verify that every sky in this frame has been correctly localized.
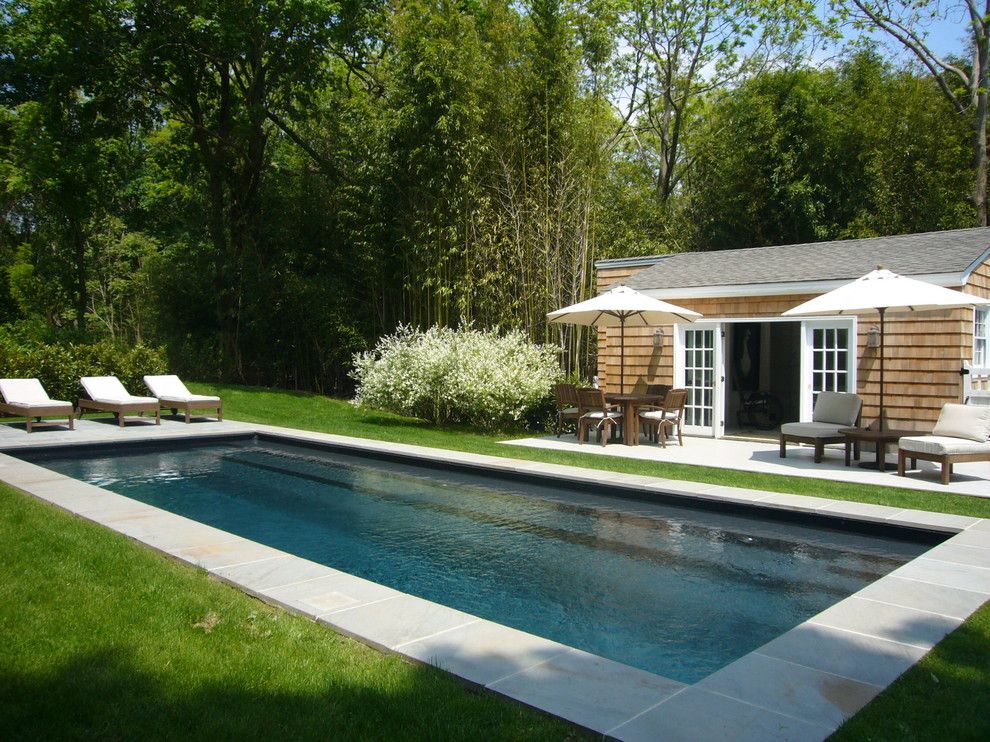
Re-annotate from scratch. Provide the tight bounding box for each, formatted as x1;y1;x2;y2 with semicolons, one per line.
832;2;972;61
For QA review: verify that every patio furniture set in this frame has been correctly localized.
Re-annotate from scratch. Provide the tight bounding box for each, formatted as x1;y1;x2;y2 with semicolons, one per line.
779;391;990;485
555;383;687;447
0;375;222;432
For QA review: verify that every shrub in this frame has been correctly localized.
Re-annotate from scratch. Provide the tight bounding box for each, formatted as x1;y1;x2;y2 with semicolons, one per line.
0;338;168;402
351;325;561;431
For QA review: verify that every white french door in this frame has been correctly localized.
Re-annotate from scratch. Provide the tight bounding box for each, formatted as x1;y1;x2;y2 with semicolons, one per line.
676;324;724;437
800;320;856;420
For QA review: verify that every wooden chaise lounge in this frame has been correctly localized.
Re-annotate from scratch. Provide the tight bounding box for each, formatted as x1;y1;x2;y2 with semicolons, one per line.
0;378;74;432
78;376;160;427
898;403;990;485
144;375;222;423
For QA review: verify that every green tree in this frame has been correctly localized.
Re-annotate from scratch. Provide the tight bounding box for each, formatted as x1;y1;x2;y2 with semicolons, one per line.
684;51;972;250
1;0;134;332
131;0;348;378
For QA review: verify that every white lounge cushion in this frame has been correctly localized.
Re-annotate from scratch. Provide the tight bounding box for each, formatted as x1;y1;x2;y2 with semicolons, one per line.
0;378;70;406
780;421;845;438
80;376;157;405
812;392;862;427
144;375;220;404
899;435;990;457
932;403;990;443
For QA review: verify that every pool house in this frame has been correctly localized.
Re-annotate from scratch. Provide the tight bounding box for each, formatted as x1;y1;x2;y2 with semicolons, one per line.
595;227;990;437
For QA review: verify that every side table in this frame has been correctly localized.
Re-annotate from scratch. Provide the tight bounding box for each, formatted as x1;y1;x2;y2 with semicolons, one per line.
839;427;916;472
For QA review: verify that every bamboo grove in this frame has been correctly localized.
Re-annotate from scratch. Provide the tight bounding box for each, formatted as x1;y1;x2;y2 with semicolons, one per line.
0;0;980;392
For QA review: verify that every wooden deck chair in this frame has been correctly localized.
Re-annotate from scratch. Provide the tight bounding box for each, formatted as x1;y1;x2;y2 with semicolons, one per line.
144;375;222;423
78;376;160;427
0;378;75;432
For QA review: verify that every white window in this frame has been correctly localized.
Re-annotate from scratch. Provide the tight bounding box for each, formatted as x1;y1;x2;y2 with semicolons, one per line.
811;326;849;398
975;307;989;367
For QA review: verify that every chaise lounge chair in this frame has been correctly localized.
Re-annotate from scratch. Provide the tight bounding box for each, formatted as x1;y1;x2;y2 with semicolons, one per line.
0;378;75;433
779;391;862;463
144;375;222;423
898;403;990;485
78;376;160;427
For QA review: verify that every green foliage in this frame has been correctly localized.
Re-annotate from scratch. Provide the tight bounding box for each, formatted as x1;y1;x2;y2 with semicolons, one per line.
684;50;974;249
0;1;983;391
0;336;168;401
351;325;561;430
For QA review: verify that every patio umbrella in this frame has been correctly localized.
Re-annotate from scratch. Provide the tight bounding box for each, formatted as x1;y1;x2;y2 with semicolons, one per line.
547;285;702;392
782;267;990;432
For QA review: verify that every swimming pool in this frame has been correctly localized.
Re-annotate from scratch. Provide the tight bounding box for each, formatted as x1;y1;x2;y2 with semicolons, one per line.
19;436;940;684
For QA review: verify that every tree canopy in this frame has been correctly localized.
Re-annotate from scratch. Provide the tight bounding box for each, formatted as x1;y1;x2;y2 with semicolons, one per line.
0;0;979;390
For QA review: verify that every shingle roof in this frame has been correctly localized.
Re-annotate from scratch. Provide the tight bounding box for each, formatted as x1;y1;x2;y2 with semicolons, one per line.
616;228;990;291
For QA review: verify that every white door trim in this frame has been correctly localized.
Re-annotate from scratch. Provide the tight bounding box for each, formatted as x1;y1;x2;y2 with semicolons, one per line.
675;323;724;437
799;318;858;420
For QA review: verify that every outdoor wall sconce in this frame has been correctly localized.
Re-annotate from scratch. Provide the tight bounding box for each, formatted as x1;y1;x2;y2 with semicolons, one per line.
653;328;665;350
867;325;881;349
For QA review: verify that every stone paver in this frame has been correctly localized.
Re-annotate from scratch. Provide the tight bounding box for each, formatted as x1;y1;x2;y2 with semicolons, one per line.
697;652;881;729
174;538;288;571
399;619;572;687
488;648;685;734
262;572;399;616
610;687;832;742
213;554;339;592
810;596;961;649
891;556;990;594
325;593;478;650
755;622;926;688
854;575;990;619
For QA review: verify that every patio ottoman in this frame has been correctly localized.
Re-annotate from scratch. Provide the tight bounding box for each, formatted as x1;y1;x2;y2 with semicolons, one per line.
898;436;990;485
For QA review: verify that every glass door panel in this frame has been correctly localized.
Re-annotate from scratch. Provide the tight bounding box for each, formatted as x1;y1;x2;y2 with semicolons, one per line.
801;320;855;419
682;327;718;433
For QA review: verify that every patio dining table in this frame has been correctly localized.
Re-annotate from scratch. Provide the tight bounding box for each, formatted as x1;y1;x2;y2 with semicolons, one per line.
604;393;663;445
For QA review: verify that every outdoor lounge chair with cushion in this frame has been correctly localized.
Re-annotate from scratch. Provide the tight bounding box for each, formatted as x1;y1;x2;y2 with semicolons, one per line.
779;391;863;463
576;387;623;446
144;375;222;423
78;376;160;427
0;378;75;433
898;403;990;485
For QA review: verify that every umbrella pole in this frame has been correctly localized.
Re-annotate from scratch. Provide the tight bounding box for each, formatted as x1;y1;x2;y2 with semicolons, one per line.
878;307;886;433
619;315;626;393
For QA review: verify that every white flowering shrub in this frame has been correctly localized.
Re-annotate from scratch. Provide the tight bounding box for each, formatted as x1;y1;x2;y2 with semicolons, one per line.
351;325;561;430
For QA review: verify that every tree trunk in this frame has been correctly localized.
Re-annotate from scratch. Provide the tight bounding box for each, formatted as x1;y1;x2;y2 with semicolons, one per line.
975;33;989;226
71;221;87;332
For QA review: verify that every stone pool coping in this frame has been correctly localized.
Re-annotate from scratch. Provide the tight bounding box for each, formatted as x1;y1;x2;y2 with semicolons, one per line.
1;420;988;741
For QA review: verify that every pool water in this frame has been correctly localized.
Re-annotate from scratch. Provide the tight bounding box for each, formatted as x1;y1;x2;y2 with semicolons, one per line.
24;438;935;683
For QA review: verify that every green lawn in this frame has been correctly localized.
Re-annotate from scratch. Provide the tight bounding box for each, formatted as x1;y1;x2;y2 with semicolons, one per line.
2;383;988;739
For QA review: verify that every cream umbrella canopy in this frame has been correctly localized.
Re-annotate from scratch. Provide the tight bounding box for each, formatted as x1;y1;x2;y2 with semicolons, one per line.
547;285;702;392
783;268;990;431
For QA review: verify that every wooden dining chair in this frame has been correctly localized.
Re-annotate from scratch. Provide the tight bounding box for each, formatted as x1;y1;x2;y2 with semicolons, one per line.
576;387;623;446
638;388;688;447
553;383;581;437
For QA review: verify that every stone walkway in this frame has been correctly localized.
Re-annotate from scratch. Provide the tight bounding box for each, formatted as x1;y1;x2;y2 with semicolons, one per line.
503;433;990;498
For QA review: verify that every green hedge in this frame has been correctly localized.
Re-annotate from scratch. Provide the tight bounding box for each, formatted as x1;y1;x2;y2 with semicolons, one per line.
0;340;168;402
